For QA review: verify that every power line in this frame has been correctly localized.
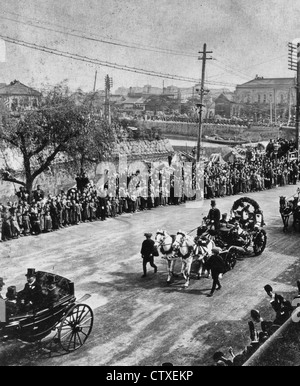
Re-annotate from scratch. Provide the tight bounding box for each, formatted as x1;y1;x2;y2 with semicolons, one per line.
0;12;199;59
2;9;199;57
209;60;252;82
0;34;237;87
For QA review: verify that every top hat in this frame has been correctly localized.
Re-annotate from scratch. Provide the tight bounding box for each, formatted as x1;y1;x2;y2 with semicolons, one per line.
264;284;273;293
25;268;36;277
47;275;57;285
250;309;261;321
211;200;216;206
6;286;16;300
0;277;5;286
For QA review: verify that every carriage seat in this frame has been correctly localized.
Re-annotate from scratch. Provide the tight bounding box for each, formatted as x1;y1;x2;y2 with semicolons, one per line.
36;272;71;305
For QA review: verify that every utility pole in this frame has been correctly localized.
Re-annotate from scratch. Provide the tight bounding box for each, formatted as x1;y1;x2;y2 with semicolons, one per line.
269;94;273;124
288;41;300;157
93;70;98;92
196;43;213;162
274;88;277;125
104;74;113;125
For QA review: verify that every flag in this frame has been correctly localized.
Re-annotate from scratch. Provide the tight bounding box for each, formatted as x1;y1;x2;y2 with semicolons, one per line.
0;39;6;62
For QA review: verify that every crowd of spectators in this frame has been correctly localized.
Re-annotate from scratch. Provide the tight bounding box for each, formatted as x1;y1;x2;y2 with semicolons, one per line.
204;140;299;199
212;282;298;367
0;172;187;242
1;139;299;243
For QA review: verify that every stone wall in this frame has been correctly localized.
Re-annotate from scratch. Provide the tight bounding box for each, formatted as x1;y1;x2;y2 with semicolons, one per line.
0;139;174;202
141;121;278;142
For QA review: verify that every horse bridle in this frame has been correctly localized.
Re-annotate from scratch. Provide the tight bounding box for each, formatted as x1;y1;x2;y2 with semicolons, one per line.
174;232;186;248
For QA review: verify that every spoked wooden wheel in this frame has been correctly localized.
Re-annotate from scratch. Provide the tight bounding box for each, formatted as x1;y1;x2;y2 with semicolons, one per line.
58;304;94;352
253;229;267;256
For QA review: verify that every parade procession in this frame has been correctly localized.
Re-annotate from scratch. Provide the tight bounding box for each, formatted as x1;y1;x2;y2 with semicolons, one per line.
1;0;300;370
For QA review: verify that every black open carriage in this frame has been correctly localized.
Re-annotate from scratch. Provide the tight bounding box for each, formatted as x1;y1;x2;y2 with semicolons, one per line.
0;271;94;353
198;197;267;258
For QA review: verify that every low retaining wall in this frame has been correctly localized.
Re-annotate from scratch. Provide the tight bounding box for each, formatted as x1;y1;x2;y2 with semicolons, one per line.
141;121;279;142
0;139;174;202
243;315;300;366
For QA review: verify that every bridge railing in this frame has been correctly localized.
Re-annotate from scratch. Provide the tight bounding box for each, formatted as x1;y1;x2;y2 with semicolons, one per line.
243;313;300;366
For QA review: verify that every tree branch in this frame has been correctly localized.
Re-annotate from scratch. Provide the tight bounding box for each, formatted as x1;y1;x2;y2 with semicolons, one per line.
31;144;63;180
1;175;25;187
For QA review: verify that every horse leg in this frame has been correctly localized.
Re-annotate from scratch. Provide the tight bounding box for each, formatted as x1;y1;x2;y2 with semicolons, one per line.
194;257;203;279
166;259;172;284
167;258;177;284
183;258;193;288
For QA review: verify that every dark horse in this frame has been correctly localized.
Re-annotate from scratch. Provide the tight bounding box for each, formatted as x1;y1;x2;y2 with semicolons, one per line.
279;196;300;232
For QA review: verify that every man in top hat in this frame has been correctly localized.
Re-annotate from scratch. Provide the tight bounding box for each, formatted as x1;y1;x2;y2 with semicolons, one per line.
0;277;5;299
207;200;221;233
46;275;60;305
140;233;158;278
205;248;226;297
17;269;43;312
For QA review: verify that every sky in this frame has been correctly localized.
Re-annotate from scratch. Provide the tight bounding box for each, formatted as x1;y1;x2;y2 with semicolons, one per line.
0;0;299;93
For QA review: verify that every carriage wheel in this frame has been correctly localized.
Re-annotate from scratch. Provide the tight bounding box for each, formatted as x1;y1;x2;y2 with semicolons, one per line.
225;249;237;271
58;304;94;352
253;229;267;256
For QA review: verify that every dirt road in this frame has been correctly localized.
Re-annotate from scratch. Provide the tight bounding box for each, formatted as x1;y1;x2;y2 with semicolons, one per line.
1;185;300;366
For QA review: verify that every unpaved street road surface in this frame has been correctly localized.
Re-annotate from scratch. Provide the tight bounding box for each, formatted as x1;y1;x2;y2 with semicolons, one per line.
1;185;300;366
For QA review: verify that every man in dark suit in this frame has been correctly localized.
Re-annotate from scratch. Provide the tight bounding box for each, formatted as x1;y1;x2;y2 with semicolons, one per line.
140;233;158;278
33;185;45;202
206;248;226;297
45;276;60;305
264;284;293;325
207;200;221;232
17;268;43;312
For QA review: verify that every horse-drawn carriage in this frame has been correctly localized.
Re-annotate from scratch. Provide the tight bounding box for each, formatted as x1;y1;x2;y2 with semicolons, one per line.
198;197;267;257
0;271;94;353
154;198;266;288
154;229;240;288
279;188;300;232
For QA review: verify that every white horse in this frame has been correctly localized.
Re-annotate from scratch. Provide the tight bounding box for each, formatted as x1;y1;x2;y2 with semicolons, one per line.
173;231;216;287
172;231;195;288
154;230;179;284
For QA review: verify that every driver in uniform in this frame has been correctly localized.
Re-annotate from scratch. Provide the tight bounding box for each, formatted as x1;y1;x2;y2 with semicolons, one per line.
207;200;221;233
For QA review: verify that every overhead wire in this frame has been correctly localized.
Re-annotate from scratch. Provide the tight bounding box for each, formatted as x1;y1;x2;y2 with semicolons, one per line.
0;34;237;87
1;9;200;57
0;12;199;59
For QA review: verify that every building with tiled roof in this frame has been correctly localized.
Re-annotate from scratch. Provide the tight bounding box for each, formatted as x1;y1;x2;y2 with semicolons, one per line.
214;92;236;118
234;76;297;122
0;80;42;113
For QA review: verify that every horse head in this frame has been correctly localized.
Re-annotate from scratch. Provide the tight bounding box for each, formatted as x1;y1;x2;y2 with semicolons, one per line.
154;230;165;247
173;231;186;252
173;231;195;257
155;230;173;254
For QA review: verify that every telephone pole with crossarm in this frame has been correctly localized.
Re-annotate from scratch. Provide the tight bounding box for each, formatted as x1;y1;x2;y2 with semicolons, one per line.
196;44;213;162
288;42;300;158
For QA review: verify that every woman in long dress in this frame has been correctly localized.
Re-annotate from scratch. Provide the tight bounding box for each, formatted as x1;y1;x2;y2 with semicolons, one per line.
44;208;53;232
9;207;20;238
22;210;31;236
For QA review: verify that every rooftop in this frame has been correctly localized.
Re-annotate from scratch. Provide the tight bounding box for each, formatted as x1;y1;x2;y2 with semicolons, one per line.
0;80;41;97
237;77;296;88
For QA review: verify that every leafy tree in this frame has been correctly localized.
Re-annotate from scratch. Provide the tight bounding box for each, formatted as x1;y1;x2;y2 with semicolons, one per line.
0;83;114;199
